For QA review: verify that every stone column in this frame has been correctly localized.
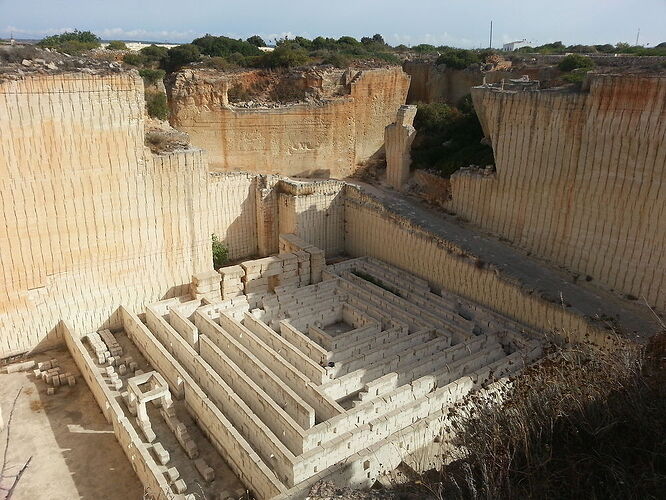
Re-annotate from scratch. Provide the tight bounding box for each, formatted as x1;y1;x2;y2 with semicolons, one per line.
385;105;417;190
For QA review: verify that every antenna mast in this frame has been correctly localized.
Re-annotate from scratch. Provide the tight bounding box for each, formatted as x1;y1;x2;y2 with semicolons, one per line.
489;21;493;49
636;27;640;46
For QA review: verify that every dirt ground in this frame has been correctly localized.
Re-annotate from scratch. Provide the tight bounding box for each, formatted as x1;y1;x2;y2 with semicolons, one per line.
0;346;143;500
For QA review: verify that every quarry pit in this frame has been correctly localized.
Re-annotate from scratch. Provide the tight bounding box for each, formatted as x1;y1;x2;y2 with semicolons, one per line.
0;46;664;500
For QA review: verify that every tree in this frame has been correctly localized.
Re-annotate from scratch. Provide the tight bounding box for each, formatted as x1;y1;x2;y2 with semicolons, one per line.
162;44;201;71
246;35;266;47
211;234;229;269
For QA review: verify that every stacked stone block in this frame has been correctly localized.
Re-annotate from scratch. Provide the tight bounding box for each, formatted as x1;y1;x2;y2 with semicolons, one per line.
191;271;222;302
279;234;325;284
219;265;245;299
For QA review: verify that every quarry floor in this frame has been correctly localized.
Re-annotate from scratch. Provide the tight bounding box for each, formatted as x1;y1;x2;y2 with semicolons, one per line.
355;181;661;341
0;346;143;500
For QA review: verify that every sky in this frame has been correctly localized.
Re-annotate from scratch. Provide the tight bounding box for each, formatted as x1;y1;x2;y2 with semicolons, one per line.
1;0;665;48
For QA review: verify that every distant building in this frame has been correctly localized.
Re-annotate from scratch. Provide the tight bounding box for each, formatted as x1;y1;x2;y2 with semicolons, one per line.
502;39;531;51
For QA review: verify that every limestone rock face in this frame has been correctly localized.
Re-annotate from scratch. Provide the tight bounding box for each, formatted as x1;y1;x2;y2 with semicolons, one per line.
168;67;411;178
385;105;417;190
448;75;666;311
0;73;211;356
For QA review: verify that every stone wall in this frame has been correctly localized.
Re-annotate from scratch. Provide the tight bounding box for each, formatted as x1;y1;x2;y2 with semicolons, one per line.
447;75;666;311
0;73;211;357
168;68;410;178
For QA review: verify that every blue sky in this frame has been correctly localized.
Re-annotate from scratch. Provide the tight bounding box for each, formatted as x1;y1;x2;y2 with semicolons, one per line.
1;0;665;48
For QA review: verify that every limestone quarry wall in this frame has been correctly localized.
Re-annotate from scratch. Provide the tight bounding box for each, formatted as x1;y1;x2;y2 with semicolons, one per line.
168;68;410;178
403;62;511;105
403;62;557;105
343;187;607;341
278;181;346;257
208;172;259;260
0;73;211;357
448;75;666;311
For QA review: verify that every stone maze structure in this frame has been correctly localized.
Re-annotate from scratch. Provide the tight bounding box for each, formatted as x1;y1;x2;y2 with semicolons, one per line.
64;233;543;499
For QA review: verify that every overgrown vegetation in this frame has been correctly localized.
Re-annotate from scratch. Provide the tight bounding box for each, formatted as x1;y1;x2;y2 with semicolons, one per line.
558;53;595;72
106;40;127;51
516;40;666;56
212;234;229;269
145;91;169;120
38;30;101;54
411;97;494;177
138;68;166;86
399;333;666;500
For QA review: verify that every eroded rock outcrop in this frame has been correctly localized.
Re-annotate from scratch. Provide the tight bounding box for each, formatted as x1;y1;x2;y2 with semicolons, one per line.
167;67;411;178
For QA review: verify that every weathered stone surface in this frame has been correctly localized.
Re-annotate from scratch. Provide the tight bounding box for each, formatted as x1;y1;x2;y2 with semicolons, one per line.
168;67;410;178
385;105;417;190
447;75;666;311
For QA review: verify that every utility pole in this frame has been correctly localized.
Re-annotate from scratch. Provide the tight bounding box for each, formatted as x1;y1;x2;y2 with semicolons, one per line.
635;27;640;46
489;21;493;49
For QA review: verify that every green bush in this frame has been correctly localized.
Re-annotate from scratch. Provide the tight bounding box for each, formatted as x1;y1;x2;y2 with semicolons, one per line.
562;71;587;89
106;40;127;50
192;34;262;58
260;45;310;68
162;44;201;71
322;52;351;68
39;30;100;51
145;91;169;120
123;53;147;67
558;53;594;72
212;234;229;269
138;68;166;86
436;48;481;69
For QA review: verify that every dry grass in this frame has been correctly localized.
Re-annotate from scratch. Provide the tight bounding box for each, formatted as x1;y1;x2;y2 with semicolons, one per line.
396;333;666;500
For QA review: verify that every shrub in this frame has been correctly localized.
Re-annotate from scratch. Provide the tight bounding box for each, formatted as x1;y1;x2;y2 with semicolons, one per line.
138;69;166;86
145;91;169;120
411;99;494;177
404;335;666;500
246;35;266;47
558;53;594;72
436;48;480;69
106;40;127;50
562;71;587;89
322;52;351;68
212;234;229;269
140;44;169;63
123;53;147;67
38;30;100;55
162;44;201;71
192;34;262;58
260;45;310;68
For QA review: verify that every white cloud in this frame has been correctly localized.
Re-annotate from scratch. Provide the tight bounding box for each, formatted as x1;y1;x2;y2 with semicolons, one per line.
1;25;203;42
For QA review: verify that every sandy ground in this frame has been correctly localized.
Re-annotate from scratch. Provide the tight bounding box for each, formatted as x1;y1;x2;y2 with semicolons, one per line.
0;346;143;500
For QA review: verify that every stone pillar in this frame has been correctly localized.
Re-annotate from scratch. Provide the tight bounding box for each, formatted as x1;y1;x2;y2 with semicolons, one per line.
385;105;417;190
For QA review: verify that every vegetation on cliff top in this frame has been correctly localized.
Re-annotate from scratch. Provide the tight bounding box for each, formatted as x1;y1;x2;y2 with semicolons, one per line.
38;30;101;54
411;97;494;177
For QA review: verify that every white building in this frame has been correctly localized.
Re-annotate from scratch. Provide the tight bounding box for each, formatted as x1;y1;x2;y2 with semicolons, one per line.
502;39;531;51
